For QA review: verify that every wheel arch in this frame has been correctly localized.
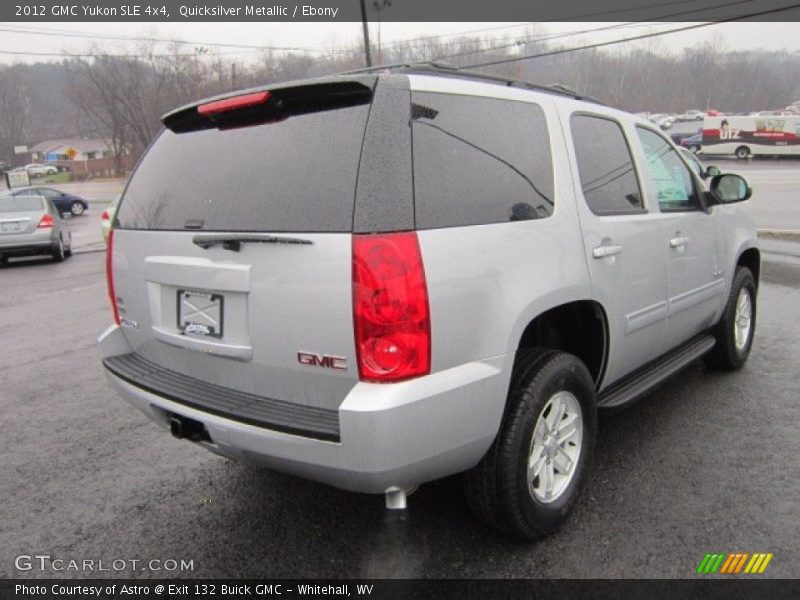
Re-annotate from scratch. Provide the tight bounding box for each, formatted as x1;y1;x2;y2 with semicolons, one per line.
513;299;609;391
737;246;760;288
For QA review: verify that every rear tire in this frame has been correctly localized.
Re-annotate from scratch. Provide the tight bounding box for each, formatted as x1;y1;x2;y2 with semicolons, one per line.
463;349;597;540
735;146;750;159
52;238;65;263
705;267;756;370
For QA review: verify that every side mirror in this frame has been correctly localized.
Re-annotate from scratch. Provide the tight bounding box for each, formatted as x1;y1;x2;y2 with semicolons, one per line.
709;173;752;204
705;165;721;178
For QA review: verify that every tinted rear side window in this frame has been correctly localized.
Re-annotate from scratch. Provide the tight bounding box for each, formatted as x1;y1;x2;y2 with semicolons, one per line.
411;92;554;229
116;102;371;232
570;114;644;215
0;195;45;212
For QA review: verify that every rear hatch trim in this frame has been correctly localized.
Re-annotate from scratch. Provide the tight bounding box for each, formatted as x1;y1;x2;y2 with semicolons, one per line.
104;353;340;442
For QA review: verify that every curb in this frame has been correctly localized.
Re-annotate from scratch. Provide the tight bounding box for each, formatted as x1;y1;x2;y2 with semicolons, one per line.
757;229;800;241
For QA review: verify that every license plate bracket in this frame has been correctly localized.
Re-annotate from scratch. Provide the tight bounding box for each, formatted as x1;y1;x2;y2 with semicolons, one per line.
177;289;224;338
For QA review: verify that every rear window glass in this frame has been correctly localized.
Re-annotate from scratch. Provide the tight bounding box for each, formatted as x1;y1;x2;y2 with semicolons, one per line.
411;92;554;229
0;195;45;212
116;103;371;232
570;114;643;215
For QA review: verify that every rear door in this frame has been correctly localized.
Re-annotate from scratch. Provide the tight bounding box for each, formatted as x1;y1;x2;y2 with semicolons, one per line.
564;111;668;386
111;80;382;414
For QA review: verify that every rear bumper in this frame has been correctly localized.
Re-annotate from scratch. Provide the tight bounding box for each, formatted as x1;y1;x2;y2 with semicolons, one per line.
0;233;56;256
99;325;509;494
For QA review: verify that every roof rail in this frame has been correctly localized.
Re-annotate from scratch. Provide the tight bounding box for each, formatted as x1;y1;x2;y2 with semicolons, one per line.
336;61;603;104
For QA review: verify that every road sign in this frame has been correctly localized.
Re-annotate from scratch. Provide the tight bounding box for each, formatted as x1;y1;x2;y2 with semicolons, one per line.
5;169;30;189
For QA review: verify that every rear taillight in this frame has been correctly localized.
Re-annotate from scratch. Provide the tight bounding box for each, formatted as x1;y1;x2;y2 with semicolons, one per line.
106;229;120;325
101;210;109;221
198;91;271;116
352;232;430;382
37;214;54;228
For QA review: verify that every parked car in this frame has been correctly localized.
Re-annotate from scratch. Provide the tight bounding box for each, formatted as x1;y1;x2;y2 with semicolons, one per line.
670;128;702;145
0;193;72;263
649;113;675;130
680;133;703;153
678;109;705;121
19;163;58;178
8;186;89;217
101;194;121;242
99;66;760;540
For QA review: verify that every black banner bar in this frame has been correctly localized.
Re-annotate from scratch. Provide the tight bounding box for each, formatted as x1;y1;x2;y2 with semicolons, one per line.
3;0;800;21
2;579;800;600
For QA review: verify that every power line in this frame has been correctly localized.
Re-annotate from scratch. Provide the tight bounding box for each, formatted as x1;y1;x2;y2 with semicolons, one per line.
434;24;645;62
434;0;758;63
375;0;711;52
462;1;800;70
0;48;259;59
373;0;711;52
0;24;324;54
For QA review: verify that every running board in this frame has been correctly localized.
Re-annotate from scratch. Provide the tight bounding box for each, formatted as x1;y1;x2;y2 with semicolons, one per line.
597;334;716;409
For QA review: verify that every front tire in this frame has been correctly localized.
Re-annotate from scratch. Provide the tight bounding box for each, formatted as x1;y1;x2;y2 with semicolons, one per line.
463;349;597;540
70;201;85;216
706;267;756;370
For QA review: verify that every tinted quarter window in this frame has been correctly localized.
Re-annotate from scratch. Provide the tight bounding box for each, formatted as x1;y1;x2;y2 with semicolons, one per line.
116;102;371;232
636;127;700;211
571;115;643;215
412;92;554;229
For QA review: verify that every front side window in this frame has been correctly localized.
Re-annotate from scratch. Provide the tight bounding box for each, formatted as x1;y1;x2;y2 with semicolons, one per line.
570;114;644;215
636;127;700;211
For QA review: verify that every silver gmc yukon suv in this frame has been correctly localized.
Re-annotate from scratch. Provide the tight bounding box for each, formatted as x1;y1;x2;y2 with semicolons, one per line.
99;66;759;539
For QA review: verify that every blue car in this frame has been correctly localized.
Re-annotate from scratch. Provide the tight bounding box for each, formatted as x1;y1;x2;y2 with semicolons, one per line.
8;186;89;217
680;133;703;153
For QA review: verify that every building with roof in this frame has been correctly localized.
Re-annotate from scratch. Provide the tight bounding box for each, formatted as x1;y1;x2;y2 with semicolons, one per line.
29;138;134;176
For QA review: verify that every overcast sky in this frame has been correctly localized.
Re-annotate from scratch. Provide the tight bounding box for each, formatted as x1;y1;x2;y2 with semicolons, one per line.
1;22;799;64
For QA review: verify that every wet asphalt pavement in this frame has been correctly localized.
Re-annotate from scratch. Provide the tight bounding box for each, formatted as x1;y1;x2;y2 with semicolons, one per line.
1;217;799;580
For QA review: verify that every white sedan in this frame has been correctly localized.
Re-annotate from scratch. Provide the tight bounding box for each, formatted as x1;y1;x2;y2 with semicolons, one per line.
22;163;58;177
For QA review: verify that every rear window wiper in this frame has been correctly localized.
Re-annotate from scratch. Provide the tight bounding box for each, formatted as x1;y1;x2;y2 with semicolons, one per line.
192;233;313;252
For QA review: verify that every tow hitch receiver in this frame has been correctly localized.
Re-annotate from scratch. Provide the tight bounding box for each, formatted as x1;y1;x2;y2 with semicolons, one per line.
169;414;211;442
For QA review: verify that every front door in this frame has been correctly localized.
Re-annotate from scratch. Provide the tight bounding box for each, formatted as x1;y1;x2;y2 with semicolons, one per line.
633;126;724;351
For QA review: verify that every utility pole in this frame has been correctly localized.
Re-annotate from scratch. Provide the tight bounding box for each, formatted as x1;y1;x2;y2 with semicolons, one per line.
359;0;372;67
373;0;391;66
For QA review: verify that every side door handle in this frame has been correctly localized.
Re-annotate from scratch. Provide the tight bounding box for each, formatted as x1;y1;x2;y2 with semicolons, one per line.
669;236;690;249
592;244;624;259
